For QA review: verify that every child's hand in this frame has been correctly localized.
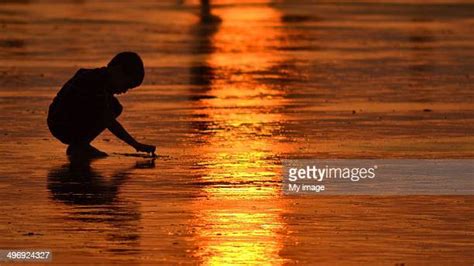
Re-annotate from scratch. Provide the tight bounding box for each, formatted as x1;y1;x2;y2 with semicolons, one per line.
134;142;156;154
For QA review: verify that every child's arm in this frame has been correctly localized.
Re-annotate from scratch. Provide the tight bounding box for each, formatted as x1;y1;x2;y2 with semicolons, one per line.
107;118;156;153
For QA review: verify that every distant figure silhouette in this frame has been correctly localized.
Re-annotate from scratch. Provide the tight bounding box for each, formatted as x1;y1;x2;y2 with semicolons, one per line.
47;52;156;158
200;0;222;24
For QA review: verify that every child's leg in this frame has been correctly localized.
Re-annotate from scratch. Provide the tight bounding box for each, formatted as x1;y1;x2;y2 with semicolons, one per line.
48;118;106;146
63;122;107;158
48;102;122;157
66;107;123;157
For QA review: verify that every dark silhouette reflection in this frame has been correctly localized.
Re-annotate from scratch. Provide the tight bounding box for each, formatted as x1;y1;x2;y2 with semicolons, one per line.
47;157;155;254
48;157;154;205
187;0;222;136
408;30;435;73
189;0;221;95
0;39;25;48
406;6;436;81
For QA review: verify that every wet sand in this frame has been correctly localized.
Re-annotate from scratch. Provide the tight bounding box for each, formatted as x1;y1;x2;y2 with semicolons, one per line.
0;0;473;264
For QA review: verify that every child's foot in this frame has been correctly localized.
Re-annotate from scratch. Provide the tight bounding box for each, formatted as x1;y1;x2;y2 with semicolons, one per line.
67;144;108;159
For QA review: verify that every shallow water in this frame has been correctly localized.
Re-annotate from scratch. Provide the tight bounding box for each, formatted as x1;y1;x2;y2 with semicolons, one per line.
0;0;473;264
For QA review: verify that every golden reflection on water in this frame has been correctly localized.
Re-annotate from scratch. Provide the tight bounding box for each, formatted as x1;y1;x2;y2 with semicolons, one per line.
190;3;289;265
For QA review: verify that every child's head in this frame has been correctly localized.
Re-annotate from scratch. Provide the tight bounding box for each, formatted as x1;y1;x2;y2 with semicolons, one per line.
107;51;144;94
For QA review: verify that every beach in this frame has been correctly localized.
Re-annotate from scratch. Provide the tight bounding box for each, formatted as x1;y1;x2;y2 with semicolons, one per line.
0;0;473;264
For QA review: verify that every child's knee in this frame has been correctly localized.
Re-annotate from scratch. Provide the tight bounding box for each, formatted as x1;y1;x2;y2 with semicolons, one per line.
48;119;72;144
113;104;122;118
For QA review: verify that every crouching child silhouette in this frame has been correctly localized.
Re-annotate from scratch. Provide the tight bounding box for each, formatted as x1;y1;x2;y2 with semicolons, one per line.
47;52;156;158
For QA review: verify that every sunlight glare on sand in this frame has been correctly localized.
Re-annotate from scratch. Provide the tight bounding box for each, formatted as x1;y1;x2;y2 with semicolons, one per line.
190;3;288;264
